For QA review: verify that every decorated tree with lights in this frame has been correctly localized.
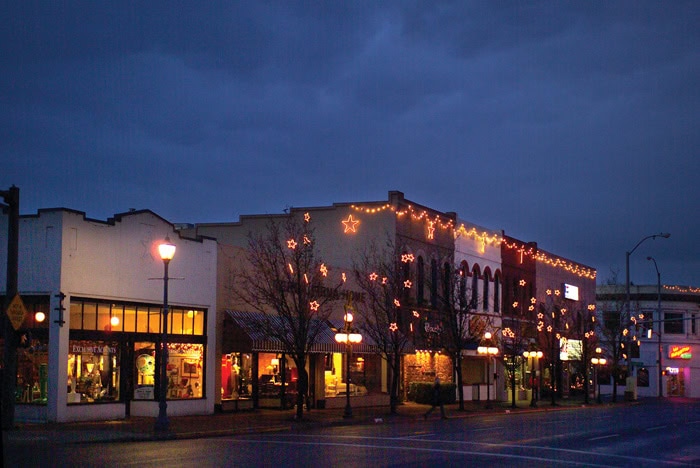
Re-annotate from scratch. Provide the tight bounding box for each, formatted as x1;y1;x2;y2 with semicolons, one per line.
502;279;536;408
233;212;344;420
536;287;578;405
352;239;413;414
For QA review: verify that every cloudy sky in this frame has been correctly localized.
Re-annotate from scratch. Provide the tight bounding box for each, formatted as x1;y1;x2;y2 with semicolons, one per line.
2;2;698;287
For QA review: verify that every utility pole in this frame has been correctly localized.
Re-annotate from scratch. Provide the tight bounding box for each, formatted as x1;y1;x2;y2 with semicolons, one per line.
1;186;20;430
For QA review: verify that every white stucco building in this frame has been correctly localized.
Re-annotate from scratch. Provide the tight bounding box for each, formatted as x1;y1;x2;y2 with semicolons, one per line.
0;208;217;422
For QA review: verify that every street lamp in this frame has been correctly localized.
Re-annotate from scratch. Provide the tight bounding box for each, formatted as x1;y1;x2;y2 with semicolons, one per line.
155;236;176;432
625;233;669;396
647;256;663;398
334;299;362;419
478;332;499;409
591;347;607;404
523;347;543;407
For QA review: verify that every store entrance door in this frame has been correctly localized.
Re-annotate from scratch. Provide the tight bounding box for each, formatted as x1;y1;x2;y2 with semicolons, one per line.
667;369;685;396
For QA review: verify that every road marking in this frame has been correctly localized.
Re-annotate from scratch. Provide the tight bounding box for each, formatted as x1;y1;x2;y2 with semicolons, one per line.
588;434;620;441
646;425;667;431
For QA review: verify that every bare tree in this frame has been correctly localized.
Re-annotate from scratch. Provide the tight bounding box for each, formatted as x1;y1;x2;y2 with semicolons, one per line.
233;213;343;420
352;239;412;414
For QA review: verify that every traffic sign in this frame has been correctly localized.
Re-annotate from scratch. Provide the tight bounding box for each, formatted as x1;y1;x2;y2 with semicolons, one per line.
6;294;28;331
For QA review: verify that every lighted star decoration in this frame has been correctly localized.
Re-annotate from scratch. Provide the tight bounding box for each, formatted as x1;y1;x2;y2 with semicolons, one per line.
342;215;360;233
561;308;567;314
369;272;378;281
309;301;320;312
547;325;553;332
342;272;347;282
287;239;297;249
427;221;435;239
546;289;552;296
512;302;519;308
288;263;294;274
401;253;415;263
381;277;388;285
304;212;311;222
554;289;561;296
394;299;401;307
537;312;544;319
519;279;526;286
530;297;537;304
588;304;596;311
528;305;535;311
413;310;420;318
303;235;311;245
404;280;412;289
389;322;398;332
320;264;328;277
304;274;309;284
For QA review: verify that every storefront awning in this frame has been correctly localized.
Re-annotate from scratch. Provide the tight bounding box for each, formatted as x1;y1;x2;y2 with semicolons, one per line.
224;310;378;354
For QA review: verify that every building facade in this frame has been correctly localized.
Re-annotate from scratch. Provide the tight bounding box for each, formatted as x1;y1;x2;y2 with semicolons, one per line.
597;284;700;398
1;208;217;422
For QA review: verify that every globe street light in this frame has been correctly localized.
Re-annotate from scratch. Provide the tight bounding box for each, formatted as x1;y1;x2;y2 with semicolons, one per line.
155;236;176;432
647;256;664;398
591;347;607;404
335;299;361;419
625;233;669;397
523;348;543;407
477;332;499;409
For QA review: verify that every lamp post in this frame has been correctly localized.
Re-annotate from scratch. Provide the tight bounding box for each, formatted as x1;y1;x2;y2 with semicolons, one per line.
523;348;543;407
625;233;669;394
154;237;176;432
334;299;362;419
591;347;607;404
478;332;499;409
647;256;663;398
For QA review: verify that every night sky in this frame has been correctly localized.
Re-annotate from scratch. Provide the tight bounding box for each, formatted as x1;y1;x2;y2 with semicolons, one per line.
2;2;698;287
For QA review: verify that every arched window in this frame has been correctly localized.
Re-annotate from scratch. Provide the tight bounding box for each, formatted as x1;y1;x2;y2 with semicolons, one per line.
471;265;480;310
482;268;491;312
430;259;438;308
443;262;451;307
417;256;425;305
459;261;468;309
494;273;501;313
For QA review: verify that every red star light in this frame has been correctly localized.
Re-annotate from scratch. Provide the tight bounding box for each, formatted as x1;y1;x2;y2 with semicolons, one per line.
394;299;401;307
404;280;412;289
389;322;398;332
287;239;297;249
309;301;320;312
320;264;328;277
304;212;311;222
369;272;378;281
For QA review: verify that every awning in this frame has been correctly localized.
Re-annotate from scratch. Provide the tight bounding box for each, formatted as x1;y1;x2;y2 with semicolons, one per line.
224;310;378;354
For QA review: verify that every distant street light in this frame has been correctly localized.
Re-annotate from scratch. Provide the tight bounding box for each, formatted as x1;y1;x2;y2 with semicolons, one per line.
154;237;176;432
647;256;664;398
591;347;607;404
625;233;669;398
478;332;499;409
523;347;543;407
334;298;361;419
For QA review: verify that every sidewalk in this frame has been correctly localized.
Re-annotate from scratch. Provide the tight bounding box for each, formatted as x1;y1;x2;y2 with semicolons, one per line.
2;396;607;446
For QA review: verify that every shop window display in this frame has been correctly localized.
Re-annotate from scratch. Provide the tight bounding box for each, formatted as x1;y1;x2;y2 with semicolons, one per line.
67;340;120;404
258;353;297;407
16;336;49;404
324;353;379;398
134;342;156;400
166;343;204;399
221;353;252;400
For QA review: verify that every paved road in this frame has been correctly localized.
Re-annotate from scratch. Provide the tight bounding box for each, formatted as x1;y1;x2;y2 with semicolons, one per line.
6;399;700;467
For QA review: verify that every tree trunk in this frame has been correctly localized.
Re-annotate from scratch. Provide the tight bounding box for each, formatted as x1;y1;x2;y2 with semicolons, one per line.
454;353;464;410
389;354;401;414
295;358;308;420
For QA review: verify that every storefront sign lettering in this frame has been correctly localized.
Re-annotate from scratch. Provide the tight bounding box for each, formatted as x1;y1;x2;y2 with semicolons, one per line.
668;345;692;360
71;344;117;355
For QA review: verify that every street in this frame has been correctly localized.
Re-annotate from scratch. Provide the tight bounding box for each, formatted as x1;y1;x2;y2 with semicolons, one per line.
5;398;700;467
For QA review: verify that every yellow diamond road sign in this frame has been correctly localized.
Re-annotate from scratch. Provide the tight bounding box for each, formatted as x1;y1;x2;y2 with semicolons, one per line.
6;294;28;331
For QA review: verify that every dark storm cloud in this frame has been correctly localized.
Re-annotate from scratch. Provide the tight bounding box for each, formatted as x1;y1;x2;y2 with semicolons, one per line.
1;1;699;286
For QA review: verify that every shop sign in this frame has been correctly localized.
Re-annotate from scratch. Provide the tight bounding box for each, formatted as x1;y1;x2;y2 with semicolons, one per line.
668;345;692;360
6;294;28;331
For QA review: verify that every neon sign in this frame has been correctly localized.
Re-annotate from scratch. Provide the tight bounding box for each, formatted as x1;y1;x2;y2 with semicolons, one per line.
668;345;692;360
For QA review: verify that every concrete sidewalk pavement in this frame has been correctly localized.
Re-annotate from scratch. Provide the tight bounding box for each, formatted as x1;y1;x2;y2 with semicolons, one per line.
3;396;606;446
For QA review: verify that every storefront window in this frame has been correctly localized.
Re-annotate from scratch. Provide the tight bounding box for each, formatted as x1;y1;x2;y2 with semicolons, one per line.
134;342;156;400
17;336;49;404
324;353;378;398
167;343;204;399
259;353;297;406
67;340;120;404
221;353;252;400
